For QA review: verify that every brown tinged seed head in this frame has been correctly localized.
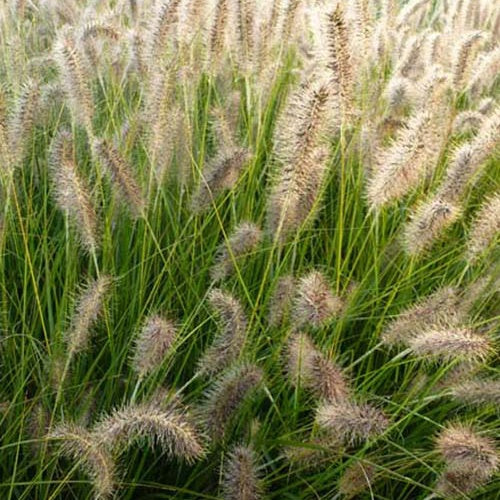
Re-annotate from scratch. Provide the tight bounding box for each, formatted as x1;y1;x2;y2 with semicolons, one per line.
49;422;116;500
222;444;263;500
403;197;461;256
131;315;177;379
466;193;500;262
436;423;498;478
197;289;248;375
381;287;464;347
94;399;205;463
65;275;112;358
49;128;100;254
449;378;500;408
292;271;344;328
92;137;146;217
286;332;350;403
190;147;250;213
435;467;487;499
315;400;389;445
408;327;492;364
211;222;263;282
201;363;263;441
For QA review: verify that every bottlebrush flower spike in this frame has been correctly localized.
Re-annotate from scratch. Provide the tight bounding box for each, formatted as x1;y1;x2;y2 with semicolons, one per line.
408;327;492;364
403;197;461;255
293;271;344;328
131;315;177;379
92;137;146;217
50;422;116;499
147;0;182;64
197;289;248;375
435;468;486;499
452;31;485;90
65;275;112;358
436;423;498;477
466;193;500;262
222;444;263;500
268;275;296;327
208;0;229;67
94;399;205;463
211;222;262;282
49;129;100;254
53;26;94;133
381;287;464;346
201;363;263;441
449;378;500;408
266;75;337;242
286;332;350;402
452;110;484;134
191;146;250;212
315;400;389;445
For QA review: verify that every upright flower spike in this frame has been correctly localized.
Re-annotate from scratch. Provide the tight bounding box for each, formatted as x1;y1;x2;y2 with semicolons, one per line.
266;76;337;242
147;0;182;64
49;423;116;500
292;271;344;328
408;327;492;364
201;364;263;441
208;0;229;68
65;275;112;358
452;30;485;90
286;333;350;402
211;222;262;282
94;400;205;463
131;315;177;379
268;275;296;327
197;289;248;375
92;137;146;217
53;26;94;133
222;444;263;500
49;129;100;254
466;193;500;262
315;400;389;445
436;423;498;478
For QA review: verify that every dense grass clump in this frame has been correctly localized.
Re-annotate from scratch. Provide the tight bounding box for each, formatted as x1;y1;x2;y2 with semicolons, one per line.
0;0;498;499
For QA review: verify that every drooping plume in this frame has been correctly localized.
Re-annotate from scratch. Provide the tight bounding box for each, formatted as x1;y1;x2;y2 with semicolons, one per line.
211;222;262;281
197;289;248;375
94;399;205;463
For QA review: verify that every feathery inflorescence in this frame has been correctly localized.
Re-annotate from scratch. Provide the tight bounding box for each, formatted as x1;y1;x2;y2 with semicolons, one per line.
50;422;116;499
408;327;492;364
94;399;205;463
222;444;263;500
197;289;248;375
65;275;112;358
315;400;389;445
49;128;100;253
201;363;263;441
449;378;500;408
338;459;377;499
131;314;177;379
286;332;350;402
268;275;296;327
211;222;262;281
292;271;344;328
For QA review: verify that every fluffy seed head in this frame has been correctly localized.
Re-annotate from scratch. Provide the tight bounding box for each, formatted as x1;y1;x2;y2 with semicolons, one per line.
268;275;296;327
131;315;177;378
409;327;492;364
286;332;350;402
436;423;498;477
435;467;486;499
65;275;112;357
315;400;389;444
201;364;263;441
50;422;116;499
94;400;205;463
293;271;344;328
449;378;500;408
222;444;263;500
211;222;262;282
338;460;377;499
197;289;248;375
